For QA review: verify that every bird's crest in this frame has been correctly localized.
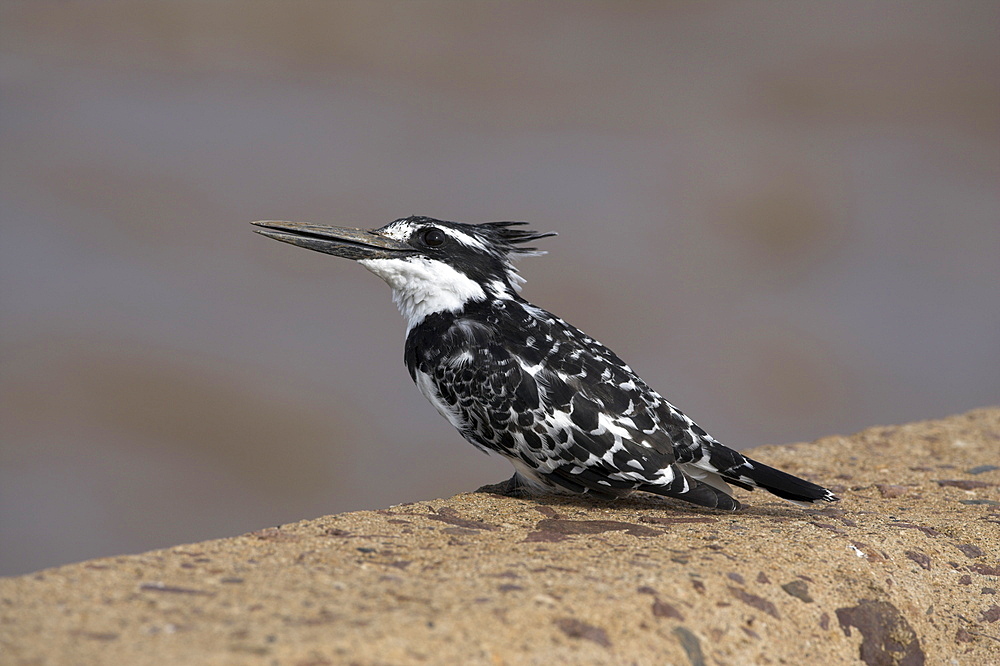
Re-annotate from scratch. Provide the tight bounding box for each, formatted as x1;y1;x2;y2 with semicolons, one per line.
475;221;557;258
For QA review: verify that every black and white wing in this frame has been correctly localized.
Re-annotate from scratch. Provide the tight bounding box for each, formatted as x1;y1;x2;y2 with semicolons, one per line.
407;301;742;510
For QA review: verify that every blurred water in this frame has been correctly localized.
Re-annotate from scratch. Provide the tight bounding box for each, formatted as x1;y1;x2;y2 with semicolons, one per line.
2;1;998;576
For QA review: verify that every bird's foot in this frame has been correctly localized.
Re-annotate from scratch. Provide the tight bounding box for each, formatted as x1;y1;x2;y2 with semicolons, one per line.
475;473;532;498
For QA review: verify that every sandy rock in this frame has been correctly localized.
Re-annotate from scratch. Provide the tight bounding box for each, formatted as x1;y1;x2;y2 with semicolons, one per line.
2;408;999;665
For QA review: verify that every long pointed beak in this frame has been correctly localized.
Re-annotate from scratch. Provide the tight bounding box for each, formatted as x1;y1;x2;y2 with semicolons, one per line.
251;221;413;260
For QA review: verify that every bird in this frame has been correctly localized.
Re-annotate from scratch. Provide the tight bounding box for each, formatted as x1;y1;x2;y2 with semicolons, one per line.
252;216;839;512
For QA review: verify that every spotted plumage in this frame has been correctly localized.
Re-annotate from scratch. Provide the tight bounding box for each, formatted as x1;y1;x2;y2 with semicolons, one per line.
253;216;839;511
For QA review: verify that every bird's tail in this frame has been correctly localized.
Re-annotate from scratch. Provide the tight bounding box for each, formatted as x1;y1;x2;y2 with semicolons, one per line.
678;442;839;508
735;457;839;507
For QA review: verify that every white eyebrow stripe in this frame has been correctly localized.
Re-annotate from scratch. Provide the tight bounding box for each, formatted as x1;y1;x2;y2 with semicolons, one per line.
439;227;487;250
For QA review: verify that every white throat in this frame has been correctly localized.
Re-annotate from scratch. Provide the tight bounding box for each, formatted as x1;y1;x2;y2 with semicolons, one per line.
359;257;487;331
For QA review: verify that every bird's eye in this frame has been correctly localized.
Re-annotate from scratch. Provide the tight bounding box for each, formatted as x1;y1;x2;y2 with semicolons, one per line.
422;227;446;248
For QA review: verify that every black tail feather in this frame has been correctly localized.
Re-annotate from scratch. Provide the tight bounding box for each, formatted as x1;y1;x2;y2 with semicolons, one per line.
737;457;839;505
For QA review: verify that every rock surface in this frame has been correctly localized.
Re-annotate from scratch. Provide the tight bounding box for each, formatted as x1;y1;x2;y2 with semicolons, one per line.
2;408;999;665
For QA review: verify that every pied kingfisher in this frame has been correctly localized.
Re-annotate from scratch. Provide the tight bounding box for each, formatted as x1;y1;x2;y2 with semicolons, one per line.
252;216;838;511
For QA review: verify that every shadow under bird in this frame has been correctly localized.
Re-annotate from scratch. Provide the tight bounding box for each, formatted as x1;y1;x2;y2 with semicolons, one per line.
252;217;839;511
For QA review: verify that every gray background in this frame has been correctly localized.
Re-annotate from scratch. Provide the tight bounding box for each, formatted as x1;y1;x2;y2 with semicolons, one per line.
2;1;998;577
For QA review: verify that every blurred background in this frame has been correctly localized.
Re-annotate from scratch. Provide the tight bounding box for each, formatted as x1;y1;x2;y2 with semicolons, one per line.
2;1;997;576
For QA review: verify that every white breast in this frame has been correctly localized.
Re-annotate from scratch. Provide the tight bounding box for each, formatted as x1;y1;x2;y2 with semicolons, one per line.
413;369;467;430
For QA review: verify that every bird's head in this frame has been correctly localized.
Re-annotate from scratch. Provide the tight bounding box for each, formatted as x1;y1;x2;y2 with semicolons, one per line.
252;216;555;329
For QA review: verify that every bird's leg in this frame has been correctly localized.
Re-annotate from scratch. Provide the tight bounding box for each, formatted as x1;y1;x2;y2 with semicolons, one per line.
475;473;532;498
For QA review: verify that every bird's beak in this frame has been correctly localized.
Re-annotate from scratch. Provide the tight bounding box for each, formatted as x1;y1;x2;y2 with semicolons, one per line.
251;221;413;260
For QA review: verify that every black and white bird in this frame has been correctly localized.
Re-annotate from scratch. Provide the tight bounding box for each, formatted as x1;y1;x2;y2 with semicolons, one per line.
252;216;838;511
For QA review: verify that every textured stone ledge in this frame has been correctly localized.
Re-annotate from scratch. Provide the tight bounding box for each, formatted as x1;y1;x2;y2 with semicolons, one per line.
2;408;999;665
